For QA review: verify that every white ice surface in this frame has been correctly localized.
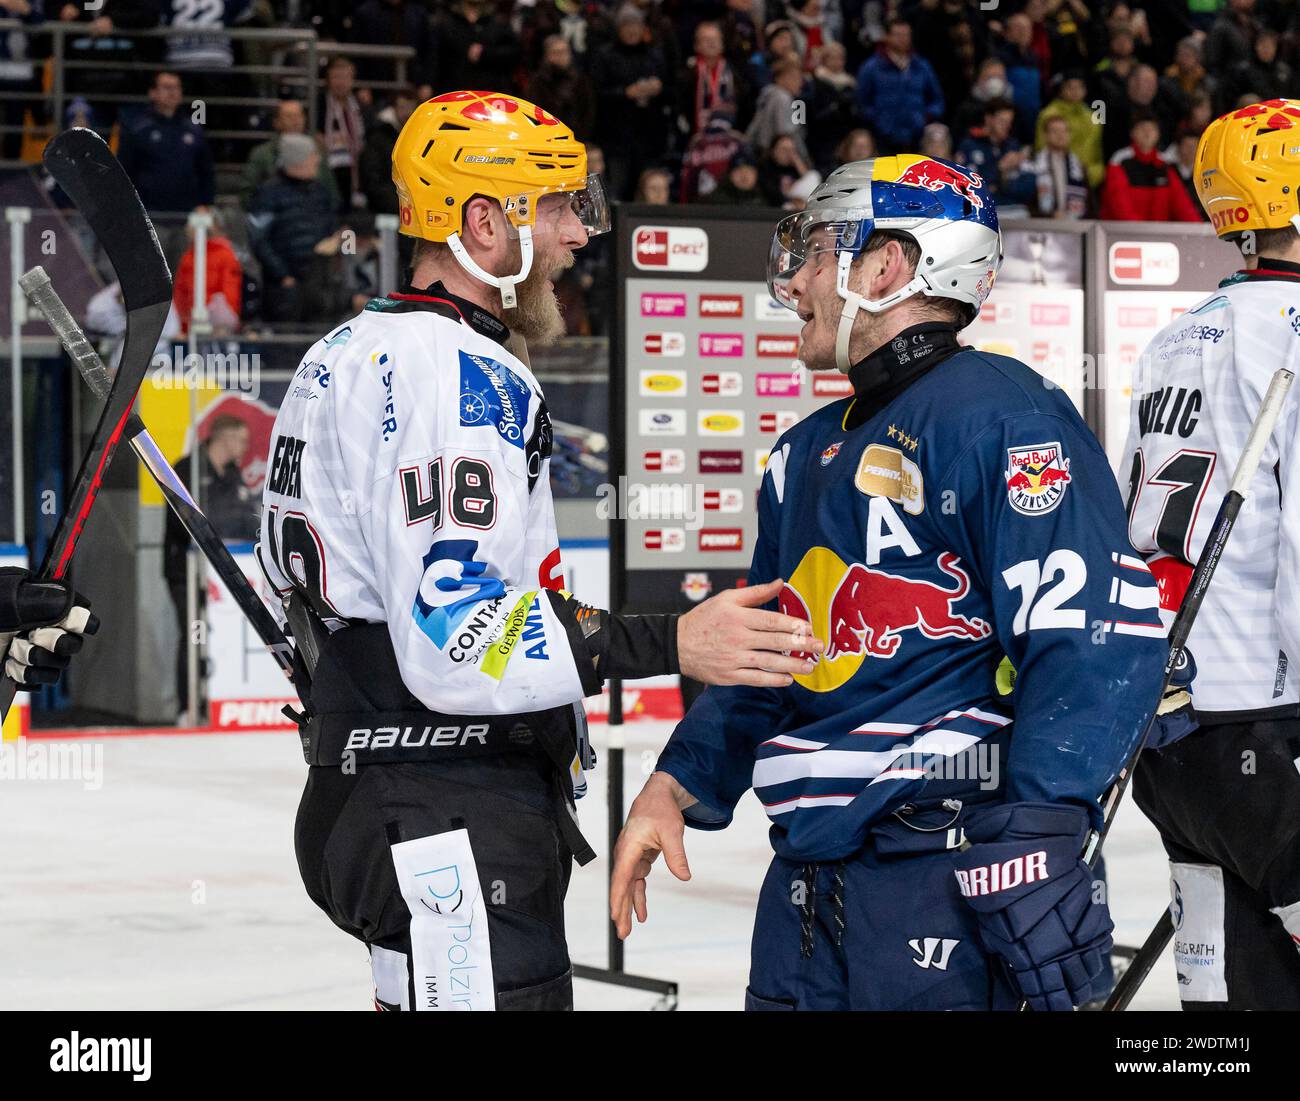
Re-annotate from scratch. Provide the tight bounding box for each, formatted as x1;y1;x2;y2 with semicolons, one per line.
0;722;1178;1010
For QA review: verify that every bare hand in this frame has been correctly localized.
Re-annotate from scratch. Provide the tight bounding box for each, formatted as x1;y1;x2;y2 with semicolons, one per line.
610;772;693;939
677;578;822;687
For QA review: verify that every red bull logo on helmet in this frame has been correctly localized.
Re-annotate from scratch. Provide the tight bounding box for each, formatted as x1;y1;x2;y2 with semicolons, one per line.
893;156;985;210
1004;442;1071;516
777;546;991;692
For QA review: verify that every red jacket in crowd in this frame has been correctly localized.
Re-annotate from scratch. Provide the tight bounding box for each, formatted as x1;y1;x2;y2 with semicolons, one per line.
1099;146;1202;222
174;236;244;335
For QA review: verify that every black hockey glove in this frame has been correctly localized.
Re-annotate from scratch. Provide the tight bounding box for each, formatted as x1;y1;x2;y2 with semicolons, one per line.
0;567;100;689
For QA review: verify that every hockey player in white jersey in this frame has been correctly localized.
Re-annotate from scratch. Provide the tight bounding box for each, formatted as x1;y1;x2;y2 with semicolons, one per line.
257;91;820;1011
1121;99;1300;1009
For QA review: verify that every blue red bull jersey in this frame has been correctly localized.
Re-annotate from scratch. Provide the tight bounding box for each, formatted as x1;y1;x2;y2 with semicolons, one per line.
657;325;1167;862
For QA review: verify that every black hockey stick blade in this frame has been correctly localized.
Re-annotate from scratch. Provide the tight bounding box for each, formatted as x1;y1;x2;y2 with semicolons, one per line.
20;266;298;684
0;131;172;721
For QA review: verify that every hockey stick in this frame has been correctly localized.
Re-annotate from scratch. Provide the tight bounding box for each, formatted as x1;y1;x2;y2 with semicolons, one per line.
1095;365;1295;1011
18;266;298;684
0;128;172;721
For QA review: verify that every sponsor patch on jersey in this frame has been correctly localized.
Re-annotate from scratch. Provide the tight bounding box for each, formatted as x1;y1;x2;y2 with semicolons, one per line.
411;540;509;650
1004;442;1071;515
481;592;539;680
855;444;924;515
458;350;531;450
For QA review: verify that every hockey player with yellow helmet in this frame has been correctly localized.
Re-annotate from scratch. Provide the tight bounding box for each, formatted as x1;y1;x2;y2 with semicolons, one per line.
1120;99;1300;1009
258;91;821;1011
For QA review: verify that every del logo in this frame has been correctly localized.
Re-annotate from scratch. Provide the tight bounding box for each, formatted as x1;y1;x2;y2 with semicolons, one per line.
681;572;712;602
703;488;744;512
855;444;923;515
643;448;685;473
639;370;687;396
759;411;798;434
699;411;743;436
632;226;709;271
699;528;743;552
1109;241;1179;286
643;331;685;357
779;545;991;692
644;528;685;552
701;371;742;396
1004;442;1071;515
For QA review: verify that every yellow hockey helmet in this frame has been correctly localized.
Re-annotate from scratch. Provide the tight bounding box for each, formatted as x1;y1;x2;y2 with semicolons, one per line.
1195;99;1300;238
392;90;608;306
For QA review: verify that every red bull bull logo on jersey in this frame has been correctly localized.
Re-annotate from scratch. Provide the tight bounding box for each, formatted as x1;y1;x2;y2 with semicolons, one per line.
894;158;985;209
1004;442;1071;516
777;546;991;692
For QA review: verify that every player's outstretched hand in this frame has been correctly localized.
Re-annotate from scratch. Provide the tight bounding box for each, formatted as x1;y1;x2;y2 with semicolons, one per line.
610;771;695;939
677;578;822;687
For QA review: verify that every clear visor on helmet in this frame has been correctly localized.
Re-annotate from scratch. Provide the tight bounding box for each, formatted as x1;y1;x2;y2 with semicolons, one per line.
767;206;875;309
503;173;611;239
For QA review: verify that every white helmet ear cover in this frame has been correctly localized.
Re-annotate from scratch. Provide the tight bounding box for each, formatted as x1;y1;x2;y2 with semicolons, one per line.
446;224;535;309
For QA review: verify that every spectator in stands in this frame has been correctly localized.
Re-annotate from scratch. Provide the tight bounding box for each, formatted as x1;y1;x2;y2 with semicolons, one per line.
240;99;338;212
527;33;596;141
247;133;340;324
678;20;744;139
634;167;672;204
956;98;1037;219
1165;123;1208;222
808;40;860;175
1100;111;1202;222
953;57;1014;143
907;0;987;120
784;0;838;71
758;131;819;207
855;17;944;153
746;52;810;164
1206;0;1261;76
679;106;745;202
1106;63;1180;159
0;0;43;161
590;4;671;200
164;414;257;717
1031;113;1090;218
1163;36;1216;117
349;0;436;95
358;86;419;216
751;20;797;89
518;0;612;68
318;55;366;212
118;70;215;263
701;147;765;207
994;11;1045;143
57;0;161;137
432;0;521;93
1094;28;1140;109
1040;0;1097;74
1228;27;1292;106
836;126;876;167
918;121;951;160
173;209;242;336
1035;72;1104;189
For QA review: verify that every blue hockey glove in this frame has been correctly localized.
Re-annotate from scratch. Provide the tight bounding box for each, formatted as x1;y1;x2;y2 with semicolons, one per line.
1147;646;1197;750
953;802;1111;1011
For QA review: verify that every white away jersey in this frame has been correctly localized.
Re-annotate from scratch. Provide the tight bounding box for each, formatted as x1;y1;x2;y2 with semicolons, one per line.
1121;263;1300;719
257;291;591;715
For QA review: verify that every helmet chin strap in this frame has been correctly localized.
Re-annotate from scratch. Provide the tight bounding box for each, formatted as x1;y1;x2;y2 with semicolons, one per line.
445;223;535;310
833;250;927;373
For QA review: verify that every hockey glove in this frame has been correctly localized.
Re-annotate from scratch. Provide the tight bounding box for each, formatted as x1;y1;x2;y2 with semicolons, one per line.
953;802;1111;1011
0;568;99;689
1147;646;1197;750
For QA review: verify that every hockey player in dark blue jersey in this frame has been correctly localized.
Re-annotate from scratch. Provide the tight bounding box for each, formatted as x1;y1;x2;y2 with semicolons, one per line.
610;155;1168;1011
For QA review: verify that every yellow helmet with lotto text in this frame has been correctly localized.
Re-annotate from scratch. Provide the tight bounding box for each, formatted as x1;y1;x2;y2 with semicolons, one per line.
391;90;609;306
1195;99;1300;238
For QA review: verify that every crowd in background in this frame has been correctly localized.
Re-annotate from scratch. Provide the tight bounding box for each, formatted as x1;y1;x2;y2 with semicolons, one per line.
2;0;1299;334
